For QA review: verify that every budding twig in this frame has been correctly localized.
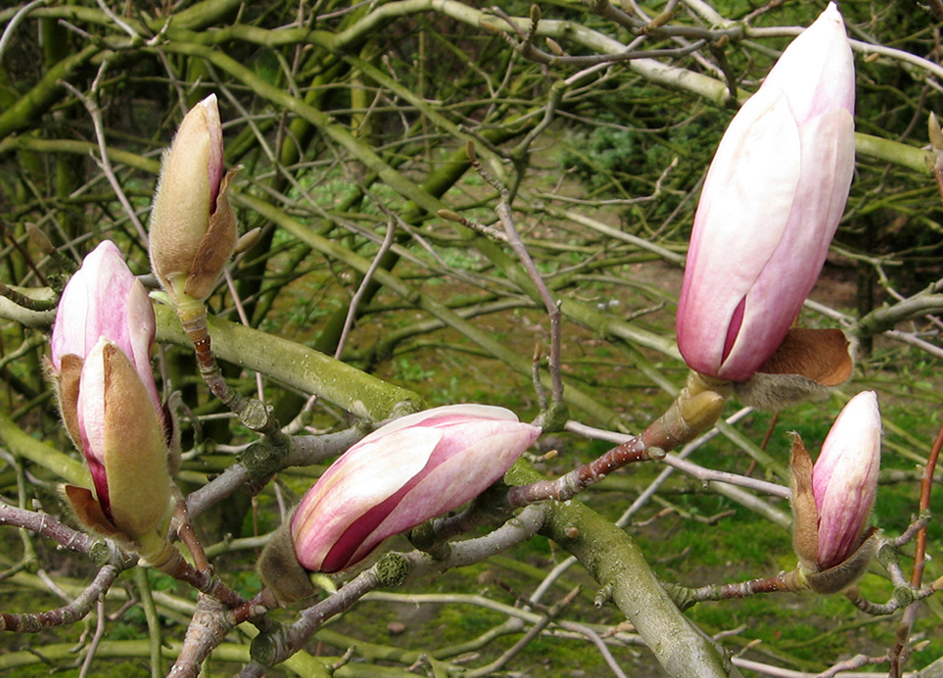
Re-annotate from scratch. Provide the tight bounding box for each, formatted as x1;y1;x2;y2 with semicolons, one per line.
507;372;728;506
0;281;57;312
664;571;797;611
175;297;279;436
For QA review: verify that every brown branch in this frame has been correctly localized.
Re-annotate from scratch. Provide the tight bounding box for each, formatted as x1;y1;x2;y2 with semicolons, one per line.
507;373;728;505
0;564;120;632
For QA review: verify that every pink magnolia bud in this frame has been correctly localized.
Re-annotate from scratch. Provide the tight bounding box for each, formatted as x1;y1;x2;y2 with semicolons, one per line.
149;93;236;305
812;390;881;570
676;3;855;382
790;391;881;593
50;240;159;412
50;242;172;549
62;338;172;546
292;405;540;574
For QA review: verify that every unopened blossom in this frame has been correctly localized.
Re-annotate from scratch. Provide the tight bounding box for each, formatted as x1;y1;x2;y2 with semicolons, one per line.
790;391;881;593
259;405;541;605
50;243;172;552
812;390;881;569
676;2;855;383
149;93;236;306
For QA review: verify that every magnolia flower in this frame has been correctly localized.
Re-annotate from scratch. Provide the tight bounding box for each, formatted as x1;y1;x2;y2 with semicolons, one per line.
50;243;172;553
258;405;541;605
790;391;881;593
149;93;236;306
676;3;855;383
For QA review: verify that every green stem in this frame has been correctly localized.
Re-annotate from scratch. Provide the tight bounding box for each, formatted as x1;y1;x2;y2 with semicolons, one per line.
134;565;164;678
0;410;89;485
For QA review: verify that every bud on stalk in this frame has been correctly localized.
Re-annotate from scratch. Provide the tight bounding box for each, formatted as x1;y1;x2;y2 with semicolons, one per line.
149;94;237;312
676;3;855;393
790;391;881;593
50;242;173;557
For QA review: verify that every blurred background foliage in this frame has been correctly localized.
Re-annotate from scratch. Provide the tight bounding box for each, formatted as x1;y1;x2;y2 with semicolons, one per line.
1;0;943;675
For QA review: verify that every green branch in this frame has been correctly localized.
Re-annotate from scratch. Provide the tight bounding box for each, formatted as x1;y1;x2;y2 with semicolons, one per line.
0;410;89;486
507;462;743;678
154;304;424;422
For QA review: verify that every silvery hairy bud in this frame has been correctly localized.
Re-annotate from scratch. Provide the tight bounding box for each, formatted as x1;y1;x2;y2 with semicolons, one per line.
149;94;237;308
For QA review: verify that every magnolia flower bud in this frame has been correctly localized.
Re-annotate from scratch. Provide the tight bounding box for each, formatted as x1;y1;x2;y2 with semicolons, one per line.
676;3;855;384
149;94;236;306
50;242;173;553
259;405;541;605
790;391;881;593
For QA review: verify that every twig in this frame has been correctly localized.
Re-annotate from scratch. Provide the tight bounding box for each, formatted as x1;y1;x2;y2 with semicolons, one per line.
134;565;164;678
507;373;728;506
335;221;396;360
77;597;107;678
465;141;566;409
889;420;943;676
0;564;120;632
58;74;150;245
465;586;585;678
0;503;98;556
661;454;790;499
666;571;797;610
0;0;49;61
0;282;56;312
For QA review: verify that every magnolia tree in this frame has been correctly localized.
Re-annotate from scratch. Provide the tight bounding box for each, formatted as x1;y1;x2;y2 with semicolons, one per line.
0;1;942;677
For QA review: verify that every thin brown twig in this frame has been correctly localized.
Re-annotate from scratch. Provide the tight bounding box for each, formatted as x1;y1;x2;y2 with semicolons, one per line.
465;141;566;409
888;419;943;676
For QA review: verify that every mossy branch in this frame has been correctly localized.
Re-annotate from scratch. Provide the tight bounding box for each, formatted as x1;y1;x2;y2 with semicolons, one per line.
0;410;90;485
506;462;742;678
153;304;424;422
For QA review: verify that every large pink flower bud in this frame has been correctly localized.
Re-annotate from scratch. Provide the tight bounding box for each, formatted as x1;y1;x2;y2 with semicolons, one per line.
149;94;236;306
790;391;881;593
676;3;855;382
50;242;172;551
259;405;541;605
